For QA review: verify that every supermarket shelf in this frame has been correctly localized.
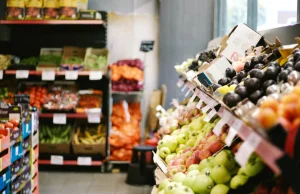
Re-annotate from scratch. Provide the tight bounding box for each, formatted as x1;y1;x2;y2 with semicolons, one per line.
111;91;143;95
109;160;130;164
39;113;102;119
5;70;105;76
39;159;102;166
0;20;105;25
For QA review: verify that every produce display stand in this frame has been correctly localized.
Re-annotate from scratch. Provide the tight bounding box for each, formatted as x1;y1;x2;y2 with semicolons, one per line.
0;12;111;173
153;24;300;194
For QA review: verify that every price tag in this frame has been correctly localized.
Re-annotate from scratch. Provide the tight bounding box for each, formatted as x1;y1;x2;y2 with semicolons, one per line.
89;71;103;80
181;84;187;92
15;146;19;156
196;100;203;110
235;132;262;166
230;119;244;134
0;70;3;80
201;105;210;114
213;119;226;136
87;113;101;123
3;174;6;181
65;71;78;80
204;109;217;122
188;92;197;104
42;70;55;81
176;79;184;88
26;123;29;133
186;70;197;81
53;114;67;124
225;127;238;146
16;70;29;79
77;157;92;166
50;155;63;165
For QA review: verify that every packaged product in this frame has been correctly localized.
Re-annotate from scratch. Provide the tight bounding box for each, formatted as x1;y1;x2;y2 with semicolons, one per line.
43;0;60;19
77;0;88;11
25;0;43;19
6;0;25;20
60;0;78;19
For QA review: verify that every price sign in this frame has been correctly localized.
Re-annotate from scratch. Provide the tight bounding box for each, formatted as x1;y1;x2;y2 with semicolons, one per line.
235;132;262;166
89;71;103;80
50;155;63;165
201;105;211;114
53;114;66;124
140;40;155;52
0;70;3;80
176;79;184;88
26;123;29;133
65;71;78;80
16;70;29;79
77;157;92;166
196;100;203;110
3;174;6;181
213;119;226;136
15;146;19;156
204;109;217;122
225;127;238;146
42;70;55;81
87;113;101;123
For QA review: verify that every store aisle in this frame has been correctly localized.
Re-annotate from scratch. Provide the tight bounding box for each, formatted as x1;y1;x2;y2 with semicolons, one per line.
40;172;153;194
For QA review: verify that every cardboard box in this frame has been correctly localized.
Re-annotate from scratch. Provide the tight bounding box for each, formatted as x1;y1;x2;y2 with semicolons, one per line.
32;185;38;194
72;142;105;155
21;166;30;186
83;48;108;71
0;149;11;172
11;158;22;181
31;173;38;192
0;183;10;194
22;180;31;194
0;167;10;191
11;141;23;163
11;174;22;193
40;141;70;154
22;152;30;167
60;46;85;70
0;130;10;153
30;146;39;164
31;160;38;179
22;137;30;155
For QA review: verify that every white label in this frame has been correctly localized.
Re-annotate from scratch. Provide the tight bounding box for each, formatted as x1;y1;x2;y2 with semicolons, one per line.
50;155;63;165
77;157;92;166
42;70;55;81
15;146;18;155
87;113;101;123
196;100;203;110
0;70;3;80
225;127;237;146
213;119;226;136
185;89;191;97
204;109;217;122
26;124;29;133
176;79;184;88
201;105;210;114
159;117;167;126
235;132;262;166
230;119;244;134
89;71;103;80
9;113;20;121
16;70;29;79
3;174;6;181
65;71;78;80
181;84;187;92
53;114;67;124
188;93;197;104
153;154;167;174
186;70;198;81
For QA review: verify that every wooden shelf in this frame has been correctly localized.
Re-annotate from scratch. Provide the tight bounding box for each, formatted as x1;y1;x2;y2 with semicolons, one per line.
39;159;102;166
0;20;105;25
39;113;89;119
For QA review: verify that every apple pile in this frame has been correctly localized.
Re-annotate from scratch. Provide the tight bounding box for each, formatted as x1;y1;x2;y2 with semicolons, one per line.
0;118;20;134
158;151;265;194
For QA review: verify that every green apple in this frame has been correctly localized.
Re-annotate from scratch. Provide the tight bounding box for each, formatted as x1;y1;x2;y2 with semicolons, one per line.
183;174;197;188
191;174;214;194
199;158;214;171
173;186;195;194
185;139;196;147
201;167;212;177
171;172;186;183
214;150;235;170
176;150;184;156
196;133;205;142
189;131;199;139
188;164;199;172
211;184;229;194
159;147;171;159
187;170;200;177
210;165;231;184
230;175;248;189
163;135;178;152
176;134;188;144
189;117;205;131
159;179;170;191
181;125;190;132
237;167;247;176
158;190;165;194
165;154;176;164
230;165;240;176
171;130;181;136
170;123;179;132
164;182;182;194
158;140;166;149
176;144;187;153
244;155;264;177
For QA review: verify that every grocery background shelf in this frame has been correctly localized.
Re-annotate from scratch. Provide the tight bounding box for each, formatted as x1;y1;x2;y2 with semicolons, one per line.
5;70;105;77
111;91;143;95
39;113;102;119
0;20;105;25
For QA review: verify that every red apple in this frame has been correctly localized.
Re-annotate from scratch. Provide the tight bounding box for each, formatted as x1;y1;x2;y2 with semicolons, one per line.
173;159;185;166
254;184;269;194
208;140;224;153
206;134;217;143
197;149;212;160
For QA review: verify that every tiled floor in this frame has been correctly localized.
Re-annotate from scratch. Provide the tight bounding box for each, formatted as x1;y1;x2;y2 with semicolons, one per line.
40;172;153;194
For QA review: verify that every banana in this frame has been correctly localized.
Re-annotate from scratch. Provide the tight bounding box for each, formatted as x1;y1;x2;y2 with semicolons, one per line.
74;134;80;145
84;131;92;139
80;138;90;145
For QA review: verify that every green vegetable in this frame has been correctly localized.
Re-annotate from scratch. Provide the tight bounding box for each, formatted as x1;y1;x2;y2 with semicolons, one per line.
39;55;62;66
62;57;84;65
39;124;73;144
20;57;39;66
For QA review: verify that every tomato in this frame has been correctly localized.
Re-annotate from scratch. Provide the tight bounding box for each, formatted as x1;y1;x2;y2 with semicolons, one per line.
5;122;13;129
0;124;4;130
9;119;20;127
0;134;5;139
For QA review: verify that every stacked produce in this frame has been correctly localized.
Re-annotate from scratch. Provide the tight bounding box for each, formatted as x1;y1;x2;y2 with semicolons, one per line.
0;55;13;70
40;124;72;144
73;124;106;145
111;59;144;92
0;88;14;105
76;90;102;112
0;118;20;134
109;101;142;161
18;85;48;110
